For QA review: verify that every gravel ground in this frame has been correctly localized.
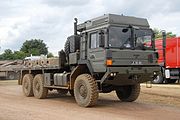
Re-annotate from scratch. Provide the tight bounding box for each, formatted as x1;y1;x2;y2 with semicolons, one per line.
0;80;180;120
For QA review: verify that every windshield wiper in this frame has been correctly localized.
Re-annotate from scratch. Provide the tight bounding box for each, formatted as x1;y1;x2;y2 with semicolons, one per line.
119;38;130;49
119;26;134;49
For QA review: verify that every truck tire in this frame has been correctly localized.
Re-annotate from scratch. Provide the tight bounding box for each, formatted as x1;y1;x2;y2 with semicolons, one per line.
116;84;140;102
64;39;70;57
33;74;48;99
64;39;70;63
74;74;99;107
57;89;68;95
152;75;164;84
22;74;34;97
7;72;16;80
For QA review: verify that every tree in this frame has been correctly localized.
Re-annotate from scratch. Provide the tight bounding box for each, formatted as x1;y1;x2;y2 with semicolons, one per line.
20;39;48;56
13;51;27;60
0;39;50;60
153;28;176;39
2;49;14;60
0;49;27;60
47;52;54;58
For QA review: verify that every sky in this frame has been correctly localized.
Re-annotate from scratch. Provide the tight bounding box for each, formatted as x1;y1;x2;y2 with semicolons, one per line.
0;0;180;55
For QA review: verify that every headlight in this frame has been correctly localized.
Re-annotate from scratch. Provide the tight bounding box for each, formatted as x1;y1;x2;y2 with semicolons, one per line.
153;72;157;75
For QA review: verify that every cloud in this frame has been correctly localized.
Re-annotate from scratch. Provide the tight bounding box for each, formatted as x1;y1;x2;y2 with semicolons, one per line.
102;0;180;16
42;0;89;7
0;0;180;55
149;12;180;35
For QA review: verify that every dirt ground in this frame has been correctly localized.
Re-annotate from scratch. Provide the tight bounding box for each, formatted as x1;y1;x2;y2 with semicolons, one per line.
0;80;180;120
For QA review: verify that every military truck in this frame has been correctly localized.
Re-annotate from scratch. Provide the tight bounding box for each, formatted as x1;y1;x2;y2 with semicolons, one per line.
18;14;160;107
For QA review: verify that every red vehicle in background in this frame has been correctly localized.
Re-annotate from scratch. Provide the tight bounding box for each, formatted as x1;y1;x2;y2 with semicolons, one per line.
153;36;180;83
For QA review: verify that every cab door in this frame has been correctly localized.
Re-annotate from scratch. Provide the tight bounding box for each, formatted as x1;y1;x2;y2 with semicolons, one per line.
87;31;106;72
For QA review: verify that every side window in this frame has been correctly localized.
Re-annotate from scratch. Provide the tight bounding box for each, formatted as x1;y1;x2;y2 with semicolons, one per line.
90;32;99;49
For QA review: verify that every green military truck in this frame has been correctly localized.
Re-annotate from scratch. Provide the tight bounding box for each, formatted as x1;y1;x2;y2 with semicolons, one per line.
18;14;160;107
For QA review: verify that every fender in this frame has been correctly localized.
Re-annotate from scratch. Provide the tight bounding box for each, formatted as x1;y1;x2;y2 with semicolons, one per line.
78;60;93;75
70;60;93;89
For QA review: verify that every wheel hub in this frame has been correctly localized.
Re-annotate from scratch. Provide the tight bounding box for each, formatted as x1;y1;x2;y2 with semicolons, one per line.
25;82;28;89
35;83;40;91
79;85;87;98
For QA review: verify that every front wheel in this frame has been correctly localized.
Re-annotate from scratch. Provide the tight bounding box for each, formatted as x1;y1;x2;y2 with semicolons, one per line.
74;74;99;107
116;84;140;102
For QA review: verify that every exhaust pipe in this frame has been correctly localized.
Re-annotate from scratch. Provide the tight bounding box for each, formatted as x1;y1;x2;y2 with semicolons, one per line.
74;18;78;35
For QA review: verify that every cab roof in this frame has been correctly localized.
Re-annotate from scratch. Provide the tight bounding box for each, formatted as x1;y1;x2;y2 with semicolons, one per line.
77;14;150;32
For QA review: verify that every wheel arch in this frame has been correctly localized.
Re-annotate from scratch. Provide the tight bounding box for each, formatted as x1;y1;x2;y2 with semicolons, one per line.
70;64;92;89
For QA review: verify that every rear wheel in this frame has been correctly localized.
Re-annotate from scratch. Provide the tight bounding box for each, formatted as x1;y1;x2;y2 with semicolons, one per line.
22;74;34;97
74;74;99;107
116;84;140;102
7;72;16;80
33;74;48;99
152;75;164;84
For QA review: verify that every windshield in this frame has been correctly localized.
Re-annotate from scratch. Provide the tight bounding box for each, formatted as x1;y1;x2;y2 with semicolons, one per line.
109;26;153;49
134;29;152;48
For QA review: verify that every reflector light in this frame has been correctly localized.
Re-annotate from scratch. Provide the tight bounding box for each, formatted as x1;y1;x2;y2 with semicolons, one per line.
106;59;112;66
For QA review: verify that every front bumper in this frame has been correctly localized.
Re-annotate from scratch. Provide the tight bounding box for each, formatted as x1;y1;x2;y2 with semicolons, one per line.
100;66;160;85
107;66;160;74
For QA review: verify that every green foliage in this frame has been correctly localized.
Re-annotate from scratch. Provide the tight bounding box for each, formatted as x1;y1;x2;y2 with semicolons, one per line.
13;51;27;60
47;52;54;58
0;49;13;60
0;39;51;60
20;39;48;56
153;28;176;39
0;49;27;60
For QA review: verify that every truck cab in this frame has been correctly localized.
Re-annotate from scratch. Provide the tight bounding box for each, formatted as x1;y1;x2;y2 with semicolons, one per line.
67;14;159;85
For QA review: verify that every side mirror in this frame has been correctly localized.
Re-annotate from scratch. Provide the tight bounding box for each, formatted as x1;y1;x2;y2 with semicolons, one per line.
99;30;105;47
